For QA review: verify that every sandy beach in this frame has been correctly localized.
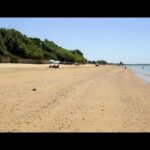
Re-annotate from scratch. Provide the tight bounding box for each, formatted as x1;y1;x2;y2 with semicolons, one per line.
0;64;150;132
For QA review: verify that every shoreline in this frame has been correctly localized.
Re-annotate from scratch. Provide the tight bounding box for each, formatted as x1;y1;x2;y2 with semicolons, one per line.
127;67;150;84
136;73;150;84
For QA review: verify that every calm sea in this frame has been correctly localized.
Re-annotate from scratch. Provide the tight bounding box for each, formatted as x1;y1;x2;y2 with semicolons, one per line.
126;64;150;83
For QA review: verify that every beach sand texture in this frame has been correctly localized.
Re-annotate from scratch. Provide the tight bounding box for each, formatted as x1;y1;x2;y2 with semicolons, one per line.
0;64;150;132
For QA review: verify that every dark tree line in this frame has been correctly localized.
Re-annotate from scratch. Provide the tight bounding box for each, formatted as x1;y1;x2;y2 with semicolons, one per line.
0;28;87;63
87;60;108;65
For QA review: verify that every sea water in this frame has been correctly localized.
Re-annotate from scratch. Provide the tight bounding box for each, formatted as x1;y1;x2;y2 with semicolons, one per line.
126;65;150;83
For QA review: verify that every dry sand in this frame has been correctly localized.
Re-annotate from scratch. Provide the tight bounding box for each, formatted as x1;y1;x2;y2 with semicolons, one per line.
0;63;150;132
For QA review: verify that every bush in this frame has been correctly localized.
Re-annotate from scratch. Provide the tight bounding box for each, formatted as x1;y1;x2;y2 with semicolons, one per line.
10;57;18;63
0;56;2;63
0;28;87;63
97;60;108;65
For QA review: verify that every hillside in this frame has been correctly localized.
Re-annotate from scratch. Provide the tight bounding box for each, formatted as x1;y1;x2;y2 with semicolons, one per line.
0;28;87;63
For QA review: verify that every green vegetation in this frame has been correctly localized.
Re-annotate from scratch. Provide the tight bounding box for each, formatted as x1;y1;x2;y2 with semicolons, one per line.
87;60;108;65
0;28;87;63
87;60;96;64
97;60;108;65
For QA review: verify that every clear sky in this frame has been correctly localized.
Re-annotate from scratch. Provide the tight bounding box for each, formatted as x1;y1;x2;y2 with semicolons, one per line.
0;18;150;64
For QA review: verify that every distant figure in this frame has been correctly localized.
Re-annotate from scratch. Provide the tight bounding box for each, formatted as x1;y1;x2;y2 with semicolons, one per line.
125;66;127;69
95;63;99;67
49;65;59;68
75;63;80;66
142;66;144;69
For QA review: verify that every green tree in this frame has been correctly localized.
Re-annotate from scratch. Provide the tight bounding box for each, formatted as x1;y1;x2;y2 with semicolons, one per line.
97;60;108;65
0;28;87;63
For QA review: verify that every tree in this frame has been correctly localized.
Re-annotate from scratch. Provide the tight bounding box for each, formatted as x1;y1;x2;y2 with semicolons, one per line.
30;38;42;46
0;33;7;55
97;60;108;65
0;28;87;63
73;49;83;56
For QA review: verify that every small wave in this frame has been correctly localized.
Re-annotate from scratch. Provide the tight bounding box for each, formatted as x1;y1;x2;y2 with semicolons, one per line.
127;65;150;83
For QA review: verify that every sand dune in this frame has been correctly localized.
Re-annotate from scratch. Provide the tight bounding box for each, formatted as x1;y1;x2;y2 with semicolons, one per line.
0;64;150;132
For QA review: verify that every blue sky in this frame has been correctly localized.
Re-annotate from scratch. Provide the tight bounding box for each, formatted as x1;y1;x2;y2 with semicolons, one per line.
0;18;150;64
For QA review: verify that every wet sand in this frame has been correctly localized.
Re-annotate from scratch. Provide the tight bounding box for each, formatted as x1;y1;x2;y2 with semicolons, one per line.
0;64;150;132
